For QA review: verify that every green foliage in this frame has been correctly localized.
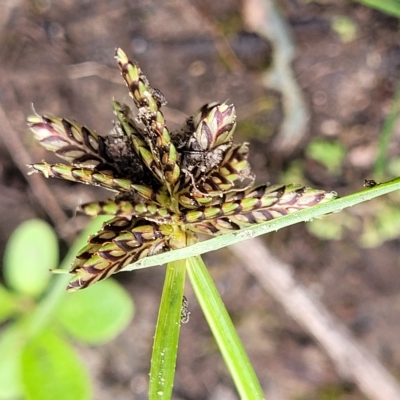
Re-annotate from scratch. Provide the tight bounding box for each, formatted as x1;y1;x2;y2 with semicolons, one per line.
359;193;400;247
387;156;400;177
331;16;358;42
57;279;134;345
21;329;91;400
0;219;134;400
0;323;25;398
0;284;18;323
4;219;57;297
356;0;400;18
306;139;346;176
149;260;187;400
307;214;348;241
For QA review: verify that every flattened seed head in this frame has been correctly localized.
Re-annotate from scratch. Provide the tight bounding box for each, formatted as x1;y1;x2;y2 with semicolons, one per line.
26;48;337;291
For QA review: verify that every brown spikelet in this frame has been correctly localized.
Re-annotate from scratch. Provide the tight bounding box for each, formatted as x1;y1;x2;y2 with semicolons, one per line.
68;217;170;291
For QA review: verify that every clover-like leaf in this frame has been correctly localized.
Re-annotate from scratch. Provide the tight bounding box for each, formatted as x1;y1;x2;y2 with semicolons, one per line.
3;219;58;297
21;329;91;400
56;279;134;344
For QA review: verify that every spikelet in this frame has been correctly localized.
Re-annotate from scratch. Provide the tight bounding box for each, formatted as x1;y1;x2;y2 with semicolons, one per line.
79;199;172;221
188;185;336;235
27;115;113;171
29;162;133;192
68;217;171;291
115;48;180;185
182;184;335;224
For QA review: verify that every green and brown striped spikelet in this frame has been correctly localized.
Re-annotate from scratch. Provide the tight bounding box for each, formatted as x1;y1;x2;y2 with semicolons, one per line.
174;102;241;208
30;162;133;192
115;48;180;186
79;199;172;222
186;184;336;235
27;114;113;172
68;217;172;290
27;47;337;291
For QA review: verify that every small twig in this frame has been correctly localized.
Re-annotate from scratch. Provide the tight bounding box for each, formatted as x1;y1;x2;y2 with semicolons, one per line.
0;103;70;238
243;0;310;154
230;238;400;400
66;61;122;84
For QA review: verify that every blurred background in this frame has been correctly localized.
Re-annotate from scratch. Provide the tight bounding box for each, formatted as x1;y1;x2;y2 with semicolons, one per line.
1;0;400;399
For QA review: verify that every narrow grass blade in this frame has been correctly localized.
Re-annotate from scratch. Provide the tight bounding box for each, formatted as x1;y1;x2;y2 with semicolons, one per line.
187;255;265;399
123;177;400;269
149;260;186;400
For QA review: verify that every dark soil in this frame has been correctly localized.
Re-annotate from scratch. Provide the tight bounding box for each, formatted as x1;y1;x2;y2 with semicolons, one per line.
1;1;400;399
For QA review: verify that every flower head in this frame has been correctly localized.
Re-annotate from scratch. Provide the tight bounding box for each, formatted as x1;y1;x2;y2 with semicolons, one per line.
28;48;336;291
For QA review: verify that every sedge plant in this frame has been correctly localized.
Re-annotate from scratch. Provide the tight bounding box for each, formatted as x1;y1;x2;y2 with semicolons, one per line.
25;48;400;399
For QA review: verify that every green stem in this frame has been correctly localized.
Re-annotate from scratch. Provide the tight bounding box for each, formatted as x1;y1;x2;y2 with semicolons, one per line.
149;259;186;400
187;255;265;399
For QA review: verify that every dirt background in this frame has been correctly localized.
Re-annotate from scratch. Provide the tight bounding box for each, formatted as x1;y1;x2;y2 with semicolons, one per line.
1;0;400;399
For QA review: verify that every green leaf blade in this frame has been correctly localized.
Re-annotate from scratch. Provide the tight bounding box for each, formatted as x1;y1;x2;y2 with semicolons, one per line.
357;0;400;18
187;255;264;399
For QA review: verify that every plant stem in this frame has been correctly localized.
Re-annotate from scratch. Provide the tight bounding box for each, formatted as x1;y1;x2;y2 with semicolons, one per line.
187;255;265;399
149;259;186;400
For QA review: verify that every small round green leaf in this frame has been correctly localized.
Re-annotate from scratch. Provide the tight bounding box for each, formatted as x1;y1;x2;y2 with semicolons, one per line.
3;219;59;297
56;279;134;345
21;329;91;400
